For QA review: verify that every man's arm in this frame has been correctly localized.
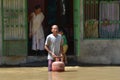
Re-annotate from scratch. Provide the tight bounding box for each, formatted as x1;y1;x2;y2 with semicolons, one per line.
39;12;45;24
59;36;64;61
45;45;57;58
29;13;34;38
60;45;63;55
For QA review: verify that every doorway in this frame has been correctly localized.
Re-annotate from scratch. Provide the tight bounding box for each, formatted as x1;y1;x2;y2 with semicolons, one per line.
27;0;74;56
27;0;45;56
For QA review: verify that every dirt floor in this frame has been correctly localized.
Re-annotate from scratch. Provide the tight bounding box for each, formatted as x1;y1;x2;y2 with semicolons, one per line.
0;66;120;80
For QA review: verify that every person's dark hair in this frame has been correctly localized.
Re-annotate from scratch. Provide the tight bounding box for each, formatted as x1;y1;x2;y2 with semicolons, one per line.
34;4;41;10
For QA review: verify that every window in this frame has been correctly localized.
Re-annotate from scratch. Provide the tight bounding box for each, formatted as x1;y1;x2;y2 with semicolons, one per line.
84;0;120;39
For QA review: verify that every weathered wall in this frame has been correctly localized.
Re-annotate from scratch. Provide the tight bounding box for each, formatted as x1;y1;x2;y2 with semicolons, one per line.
78;0;120;65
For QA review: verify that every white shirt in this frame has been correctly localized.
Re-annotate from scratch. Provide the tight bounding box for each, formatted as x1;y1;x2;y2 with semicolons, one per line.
45;34;63;60
30;12;44;39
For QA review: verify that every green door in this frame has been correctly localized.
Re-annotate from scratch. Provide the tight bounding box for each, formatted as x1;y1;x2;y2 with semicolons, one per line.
1;0;28;56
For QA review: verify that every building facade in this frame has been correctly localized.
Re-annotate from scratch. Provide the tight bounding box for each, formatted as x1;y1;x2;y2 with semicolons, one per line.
79;0;120;65
0;0;76;65
1;0;120;65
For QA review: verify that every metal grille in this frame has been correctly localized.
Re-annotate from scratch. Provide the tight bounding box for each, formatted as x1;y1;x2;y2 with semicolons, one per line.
3;0;26;40
2;0;27;56
84;0;120;39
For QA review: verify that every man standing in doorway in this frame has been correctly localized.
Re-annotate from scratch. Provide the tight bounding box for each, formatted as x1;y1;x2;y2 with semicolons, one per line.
29;5;45;55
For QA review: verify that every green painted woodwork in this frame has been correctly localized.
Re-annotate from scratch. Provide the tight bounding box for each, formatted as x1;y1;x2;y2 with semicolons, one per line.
2;0;27;56
73;0;80;56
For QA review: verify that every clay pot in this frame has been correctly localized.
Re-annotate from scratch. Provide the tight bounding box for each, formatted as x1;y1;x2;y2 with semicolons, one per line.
52;57;65;72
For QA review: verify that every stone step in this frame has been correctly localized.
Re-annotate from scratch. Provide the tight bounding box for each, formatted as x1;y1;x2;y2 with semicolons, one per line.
21;55;78;67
